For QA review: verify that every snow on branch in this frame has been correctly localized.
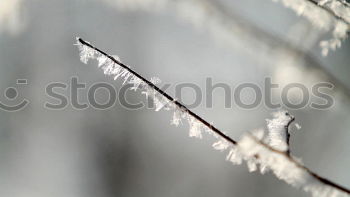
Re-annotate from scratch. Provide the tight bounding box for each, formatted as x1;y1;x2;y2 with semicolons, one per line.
237;132;350;197
75;37;350;197
272;0;350;55
266;111;295;154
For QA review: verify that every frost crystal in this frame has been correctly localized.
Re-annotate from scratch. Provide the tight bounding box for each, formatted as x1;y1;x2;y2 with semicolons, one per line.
171;106;184;126
226;146;243;165
212;139;230;151
188;116;203;139
76;40;96;64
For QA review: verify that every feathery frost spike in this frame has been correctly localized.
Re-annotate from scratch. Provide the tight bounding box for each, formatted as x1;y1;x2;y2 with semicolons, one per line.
97;56;108;67
76;39;96;64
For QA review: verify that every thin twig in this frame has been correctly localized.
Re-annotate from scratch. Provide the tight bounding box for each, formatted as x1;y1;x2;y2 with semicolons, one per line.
77;37;350;195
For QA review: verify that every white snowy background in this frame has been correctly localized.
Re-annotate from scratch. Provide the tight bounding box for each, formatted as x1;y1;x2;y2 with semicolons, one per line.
0;0;350;196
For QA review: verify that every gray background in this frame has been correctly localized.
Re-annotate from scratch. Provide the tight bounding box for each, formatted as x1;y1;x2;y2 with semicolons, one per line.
0;0;349;196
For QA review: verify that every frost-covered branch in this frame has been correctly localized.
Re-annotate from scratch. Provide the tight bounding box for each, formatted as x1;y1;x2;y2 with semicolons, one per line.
237;131;350;197
75;37;236;145
272;0;350;55
75;37;350;197
100;0;350;103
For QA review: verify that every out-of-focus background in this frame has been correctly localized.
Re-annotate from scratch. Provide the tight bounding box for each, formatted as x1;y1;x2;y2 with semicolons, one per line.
0;0;349;196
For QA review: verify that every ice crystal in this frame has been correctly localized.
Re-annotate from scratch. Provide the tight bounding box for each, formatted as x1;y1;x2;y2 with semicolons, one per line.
212;139;230;152
188;116;203;139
